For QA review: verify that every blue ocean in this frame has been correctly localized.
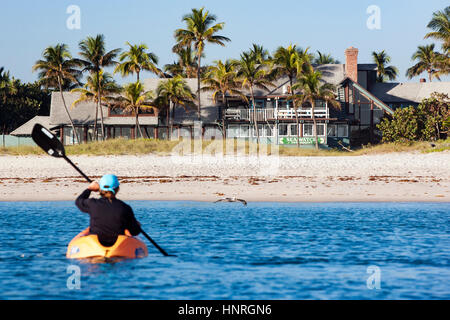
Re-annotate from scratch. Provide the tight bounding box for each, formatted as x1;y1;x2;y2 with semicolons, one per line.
0;201;449;300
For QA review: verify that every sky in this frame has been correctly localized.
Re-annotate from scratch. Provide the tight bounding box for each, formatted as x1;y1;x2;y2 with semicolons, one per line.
1;0;449;83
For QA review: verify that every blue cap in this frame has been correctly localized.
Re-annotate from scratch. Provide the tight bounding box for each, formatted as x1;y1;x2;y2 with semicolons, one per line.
99;174;120;194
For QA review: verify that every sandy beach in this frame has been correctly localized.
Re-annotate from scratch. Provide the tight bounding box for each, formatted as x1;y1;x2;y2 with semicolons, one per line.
0;152;449;202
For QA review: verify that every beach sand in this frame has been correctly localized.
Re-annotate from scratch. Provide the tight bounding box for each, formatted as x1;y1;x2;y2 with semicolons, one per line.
0;152;449;202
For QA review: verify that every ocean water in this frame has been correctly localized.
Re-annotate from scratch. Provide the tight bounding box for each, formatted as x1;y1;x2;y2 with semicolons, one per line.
0;201;448;300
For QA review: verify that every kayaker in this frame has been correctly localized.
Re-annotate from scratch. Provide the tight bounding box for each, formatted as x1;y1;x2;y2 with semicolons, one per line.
75;174;141;247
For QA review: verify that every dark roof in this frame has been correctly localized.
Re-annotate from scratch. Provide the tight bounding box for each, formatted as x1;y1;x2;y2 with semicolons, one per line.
357;64;377;71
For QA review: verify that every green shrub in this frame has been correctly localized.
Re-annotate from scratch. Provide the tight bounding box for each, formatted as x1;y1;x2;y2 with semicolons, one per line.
378;93;449;142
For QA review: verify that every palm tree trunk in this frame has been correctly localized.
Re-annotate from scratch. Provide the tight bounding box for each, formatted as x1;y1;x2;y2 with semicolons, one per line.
97;71;105;141
58;76;80;144
250;86;259;145
294;103;300;148
311;100;319;150
94;104;98;141
197;53;202;121
290;78;300;148
135;107;144;139
169;100;173;139
222;93;227;139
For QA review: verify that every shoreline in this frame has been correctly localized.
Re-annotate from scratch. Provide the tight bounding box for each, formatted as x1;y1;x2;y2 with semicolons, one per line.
0;152;449;203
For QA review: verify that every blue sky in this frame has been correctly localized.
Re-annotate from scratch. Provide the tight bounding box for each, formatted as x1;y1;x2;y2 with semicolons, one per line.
1;0;449;83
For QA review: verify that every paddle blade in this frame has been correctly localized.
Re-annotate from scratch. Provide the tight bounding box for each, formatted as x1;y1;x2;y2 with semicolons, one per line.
32;124;65;158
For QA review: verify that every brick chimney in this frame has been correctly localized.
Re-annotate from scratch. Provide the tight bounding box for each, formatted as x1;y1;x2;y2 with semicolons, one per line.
345;47;359;83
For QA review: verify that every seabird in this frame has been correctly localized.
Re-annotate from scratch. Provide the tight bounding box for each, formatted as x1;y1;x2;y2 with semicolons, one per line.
214;197;247;206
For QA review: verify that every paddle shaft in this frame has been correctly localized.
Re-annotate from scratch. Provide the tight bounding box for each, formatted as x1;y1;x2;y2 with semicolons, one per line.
140;229;171;257
61;154;172;257
63;155;92;183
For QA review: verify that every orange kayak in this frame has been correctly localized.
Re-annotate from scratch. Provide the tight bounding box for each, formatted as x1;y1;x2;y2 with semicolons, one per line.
66;228;148;260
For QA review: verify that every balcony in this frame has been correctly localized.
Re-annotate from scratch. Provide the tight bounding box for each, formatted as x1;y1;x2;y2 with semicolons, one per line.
224;107;329;121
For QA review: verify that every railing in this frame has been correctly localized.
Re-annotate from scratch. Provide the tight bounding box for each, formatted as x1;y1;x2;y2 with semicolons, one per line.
224;107;329;121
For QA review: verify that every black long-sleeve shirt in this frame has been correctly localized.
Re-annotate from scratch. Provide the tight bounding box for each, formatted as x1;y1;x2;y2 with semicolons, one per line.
75;189;141;247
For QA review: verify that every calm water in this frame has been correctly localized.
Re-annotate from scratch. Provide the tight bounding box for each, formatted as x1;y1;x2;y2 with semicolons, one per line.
0;201;449;300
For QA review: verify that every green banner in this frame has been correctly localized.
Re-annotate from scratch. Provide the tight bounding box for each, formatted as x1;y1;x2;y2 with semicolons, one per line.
279;137;325;145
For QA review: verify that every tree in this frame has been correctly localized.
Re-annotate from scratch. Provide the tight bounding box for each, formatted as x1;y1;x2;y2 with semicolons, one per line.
174;7;230;120
202;60;246;137
70;71;121;140
202;59;246;106
115;42;162;82
116;82;155;139
164;46;199;78
378;93;449;142
292;70;341;150
249;44;271;64
406;44;443;82
78;34;120;140
372;50;398;82
235;52;274;144
271;45;312;147
425;6;450;53
32;44;81;144
155;76;195;134
314;51;340;65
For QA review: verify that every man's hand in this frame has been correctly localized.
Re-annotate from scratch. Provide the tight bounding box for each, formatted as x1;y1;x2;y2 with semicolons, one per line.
88;181;100;192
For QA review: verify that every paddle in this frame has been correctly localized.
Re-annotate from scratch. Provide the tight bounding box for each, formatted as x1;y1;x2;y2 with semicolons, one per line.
31;123;174;257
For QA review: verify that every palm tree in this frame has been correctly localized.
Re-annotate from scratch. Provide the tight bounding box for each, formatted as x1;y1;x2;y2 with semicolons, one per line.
271;45;312;147
32;44;81;144
0;67;16;103
70;71;121;140
249;44;271;64
77;34;121;140
425;6;450;53
236;52;274;144
372;50;398;82
0;67;18;146
292;70;341;150
174;7;231;120
164;46;199;78
117;82;155;139
202;60;246;106
202;60;246;137
115;42;162;82
155;76;195;135
314;51;340;65
406;44;442;82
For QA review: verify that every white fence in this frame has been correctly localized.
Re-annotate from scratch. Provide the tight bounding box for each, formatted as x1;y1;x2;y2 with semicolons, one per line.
225;107;329;121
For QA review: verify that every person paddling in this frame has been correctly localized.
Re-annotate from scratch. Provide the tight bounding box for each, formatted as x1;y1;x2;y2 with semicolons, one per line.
75;174;141;247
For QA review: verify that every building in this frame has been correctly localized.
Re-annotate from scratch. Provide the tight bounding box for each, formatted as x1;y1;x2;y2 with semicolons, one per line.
11;47;450;148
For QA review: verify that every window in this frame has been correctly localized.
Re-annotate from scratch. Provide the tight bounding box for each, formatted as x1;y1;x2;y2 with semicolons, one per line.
264;124;274;137
278;99;290;109
266;99;275;109
240;125;250;137
303;124;313;136
122;127;131;139
349;103;354;114
316;124;325;136
338;125;348;137
304;124;325;136
227;125;240;138
327;124;337;137
278;123;288;136
289;124;297;136
315;100;326;109
253;100;265;109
